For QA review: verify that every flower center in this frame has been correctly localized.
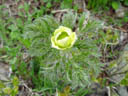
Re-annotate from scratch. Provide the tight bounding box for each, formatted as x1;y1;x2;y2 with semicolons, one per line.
57;32;69;40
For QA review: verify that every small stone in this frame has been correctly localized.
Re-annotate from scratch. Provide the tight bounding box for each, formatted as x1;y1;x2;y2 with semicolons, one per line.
118;86;128;96
115;6;126;18
0;63;10;81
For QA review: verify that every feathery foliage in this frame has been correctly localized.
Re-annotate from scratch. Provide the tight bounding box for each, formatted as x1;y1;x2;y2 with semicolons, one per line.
23;11;104;92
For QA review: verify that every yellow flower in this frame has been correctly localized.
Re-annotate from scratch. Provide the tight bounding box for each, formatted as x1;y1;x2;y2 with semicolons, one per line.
51;26;77;50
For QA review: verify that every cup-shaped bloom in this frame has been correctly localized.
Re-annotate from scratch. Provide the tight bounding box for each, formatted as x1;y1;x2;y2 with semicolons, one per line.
51;26;77;50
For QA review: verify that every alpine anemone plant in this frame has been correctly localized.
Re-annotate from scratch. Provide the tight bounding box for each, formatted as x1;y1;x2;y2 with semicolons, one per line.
23;11;104;90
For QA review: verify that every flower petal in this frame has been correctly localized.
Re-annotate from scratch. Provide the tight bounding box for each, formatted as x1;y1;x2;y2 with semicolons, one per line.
70;32;77;47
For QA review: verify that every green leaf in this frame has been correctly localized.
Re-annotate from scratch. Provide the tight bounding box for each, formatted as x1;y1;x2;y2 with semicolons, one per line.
10;57;18;71
43;0;49;3
56;86;70;96
61;0;72;9
18;5;24;9
12;77;19;86
10;31;21;40
123;17;128;23
24;2;30;12
3;87;12;95
46;2;52;8
31;57;40;75
112;1;120;10
120;72;128;85
124;0;128;6
0;81;5;89
8;24;18;32
78;13;86;30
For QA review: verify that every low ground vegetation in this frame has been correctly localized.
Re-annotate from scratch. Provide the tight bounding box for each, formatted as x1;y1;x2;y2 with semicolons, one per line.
0;0;128;96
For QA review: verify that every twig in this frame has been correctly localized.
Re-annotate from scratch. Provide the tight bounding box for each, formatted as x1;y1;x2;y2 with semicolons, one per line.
51;9;74;14
0;38;3;48
20;81;41;96
107;86;111;96
110;70;128;77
